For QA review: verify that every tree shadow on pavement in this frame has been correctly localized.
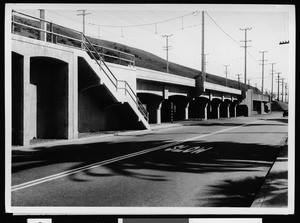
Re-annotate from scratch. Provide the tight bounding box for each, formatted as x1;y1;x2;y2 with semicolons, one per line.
196;176;266;207
12;137;285;207
257;170;288;207
13;140;281;178
12;139;171;173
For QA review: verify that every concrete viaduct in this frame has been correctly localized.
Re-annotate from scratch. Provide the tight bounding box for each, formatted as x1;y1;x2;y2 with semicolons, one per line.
10;12;271;146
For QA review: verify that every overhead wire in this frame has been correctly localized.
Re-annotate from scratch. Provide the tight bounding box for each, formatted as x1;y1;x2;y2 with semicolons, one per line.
45;9;275;78
47;10;83;24
95;10;201;66
88;10;197;28
204;11;241;46
204;11;260;66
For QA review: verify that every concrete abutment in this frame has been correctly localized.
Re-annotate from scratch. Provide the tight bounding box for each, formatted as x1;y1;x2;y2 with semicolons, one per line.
11;35;271;146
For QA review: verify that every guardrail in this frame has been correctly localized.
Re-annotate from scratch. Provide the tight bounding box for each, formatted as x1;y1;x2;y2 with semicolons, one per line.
11;10;135;66
11;10;149;122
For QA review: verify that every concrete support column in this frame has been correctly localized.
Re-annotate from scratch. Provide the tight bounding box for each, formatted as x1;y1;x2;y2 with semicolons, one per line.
233;104;237;117
156;101;163;124
204;102;208;120
68;54;78;139
217;103;221;119
185;106;189;120
23;56;31;146
185;100;193;120
207;101;212;119
226;104;230;118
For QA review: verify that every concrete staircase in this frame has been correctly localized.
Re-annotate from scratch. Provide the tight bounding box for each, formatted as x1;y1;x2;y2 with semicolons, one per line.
78;36;150;130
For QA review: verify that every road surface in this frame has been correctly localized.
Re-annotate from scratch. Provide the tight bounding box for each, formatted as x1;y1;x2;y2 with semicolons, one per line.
11;112;288;207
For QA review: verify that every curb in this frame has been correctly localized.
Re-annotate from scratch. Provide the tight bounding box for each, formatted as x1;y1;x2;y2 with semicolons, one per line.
251;141;288;207
11;123;185;153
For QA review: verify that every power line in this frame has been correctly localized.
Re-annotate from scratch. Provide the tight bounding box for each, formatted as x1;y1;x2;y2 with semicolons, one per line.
47;10;83;24
205;11;241;46
88;11;197;28
203;12;260;67
93;9;199;53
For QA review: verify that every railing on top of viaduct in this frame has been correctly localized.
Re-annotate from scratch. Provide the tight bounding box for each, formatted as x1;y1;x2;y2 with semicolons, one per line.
11;10;135;67
11;10;149;122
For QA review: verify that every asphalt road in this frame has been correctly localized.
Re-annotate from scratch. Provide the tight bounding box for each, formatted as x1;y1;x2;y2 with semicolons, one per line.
11;112;288;208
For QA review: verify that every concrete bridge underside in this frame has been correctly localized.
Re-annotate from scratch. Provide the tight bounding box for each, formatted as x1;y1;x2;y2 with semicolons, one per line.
137;92;243;124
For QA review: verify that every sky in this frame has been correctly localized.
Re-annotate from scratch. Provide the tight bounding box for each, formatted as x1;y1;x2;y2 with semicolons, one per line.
10;4;294;96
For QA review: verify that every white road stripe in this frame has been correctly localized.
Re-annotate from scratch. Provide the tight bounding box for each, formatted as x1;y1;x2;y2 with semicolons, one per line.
12;119;261;192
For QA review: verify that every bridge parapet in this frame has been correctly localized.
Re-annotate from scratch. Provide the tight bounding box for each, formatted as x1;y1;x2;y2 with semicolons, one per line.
203;81;242;95
136;67;195;87
253;92;270;102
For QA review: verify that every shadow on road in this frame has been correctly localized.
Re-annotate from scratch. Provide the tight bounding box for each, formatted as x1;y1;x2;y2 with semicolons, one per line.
257;170;288;207
197;176;265;207
12;115;288;207
12;137;284;207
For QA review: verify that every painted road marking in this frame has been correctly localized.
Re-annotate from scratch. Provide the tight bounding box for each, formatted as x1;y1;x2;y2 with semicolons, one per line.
165;144;213;154
11;119;262;192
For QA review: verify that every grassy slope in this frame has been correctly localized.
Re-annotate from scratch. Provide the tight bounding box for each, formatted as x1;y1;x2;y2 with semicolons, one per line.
272;100;289;111
14;15;260;93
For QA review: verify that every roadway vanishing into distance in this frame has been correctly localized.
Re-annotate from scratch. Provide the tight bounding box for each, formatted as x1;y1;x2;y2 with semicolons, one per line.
11;112;288;207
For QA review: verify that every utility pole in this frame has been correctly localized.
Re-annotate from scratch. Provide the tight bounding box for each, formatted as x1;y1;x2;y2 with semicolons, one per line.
240;27;252;84
223;64;229;86
237;74;242;89
281;78;285;102
276;72;281;100
259;51;268;93
285;83;288;103
195;11;205;97
201;11;206;81
162;34;173;73
204;53;209;73
270;63;276;101
77;10;91;35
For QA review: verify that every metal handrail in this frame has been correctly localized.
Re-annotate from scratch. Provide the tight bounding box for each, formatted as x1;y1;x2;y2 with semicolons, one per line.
82;34;118;87
89;42;135;66
83;34;149;121
11;10;148;122
11;10;135;66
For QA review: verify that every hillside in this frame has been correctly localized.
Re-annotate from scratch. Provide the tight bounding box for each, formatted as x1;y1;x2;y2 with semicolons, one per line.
13;14;261;93
272;100;289;111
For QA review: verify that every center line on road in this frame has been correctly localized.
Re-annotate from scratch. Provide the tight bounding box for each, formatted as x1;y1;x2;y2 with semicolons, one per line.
11;119;262;192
